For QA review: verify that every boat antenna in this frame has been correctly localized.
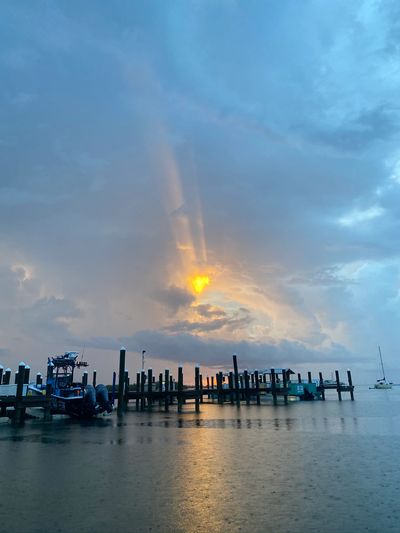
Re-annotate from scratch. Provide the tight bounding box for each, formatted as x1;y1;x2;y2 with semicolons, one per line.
81;344;86;363
378;345;386;382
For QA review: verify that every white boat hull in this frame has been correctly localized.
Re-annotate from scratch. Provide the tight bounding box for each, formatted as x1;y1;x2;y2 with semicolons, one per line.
374;382;392;389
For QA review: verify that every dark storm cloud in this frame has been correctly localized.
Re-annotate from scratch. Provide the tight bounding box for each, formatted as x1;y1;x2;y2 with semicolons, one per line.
124;330;357;369
154;285;195;314
67;329;356;369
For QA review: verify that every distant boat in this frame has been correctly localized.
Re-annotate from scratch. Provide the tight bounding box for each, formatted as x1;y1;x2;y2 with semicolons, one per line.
372;346;392;390
323;379;344;387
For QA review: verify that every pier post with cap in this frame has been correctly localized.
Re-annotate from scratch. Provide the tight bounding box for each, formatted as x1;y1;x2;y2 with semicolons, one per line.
44;382;53;421
177;366;183;413
14;362;26;424
140;370;146;411
24;365;30;385
195;365;200;413
164;369;170;411
282;369;288;405
271;368;277;405
135;372;140;410
169;375;174;404
111;371;116;405
47;361;54;381
217;371;224;404
347;369;354;400
200;373;203;404
124;370;129;407
3;368;11;384
244;369;250;405
117;347;126;416
147;368;153;409
335;370;342;401
158;372;163;406
233;354;240;407
0;367;8;416
254;369;261;405
319;372;325;400
228;371;234;404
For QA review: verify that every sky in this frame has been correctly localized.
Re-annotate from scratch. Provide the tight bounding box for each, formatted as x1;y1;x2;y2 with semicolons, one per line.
1;0;400;384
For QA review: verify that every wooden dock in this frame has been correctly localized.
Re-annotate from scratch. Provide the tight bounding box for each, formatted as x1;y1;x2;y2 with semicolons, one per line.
0;363;52;423
0;351;355;423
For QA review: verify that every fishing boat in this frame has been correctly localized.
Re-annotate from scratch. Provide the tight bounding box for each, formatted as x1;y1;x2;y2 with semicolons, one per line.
46;352;113;417
372;346;392;390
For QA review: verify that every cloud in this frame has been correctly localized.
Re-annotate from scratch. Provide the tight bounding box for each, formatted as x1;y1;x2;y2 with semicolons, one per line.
18;296;82;338
304;105;400;152
155;285;195;314
193;304;227;318
1;1;400;383
66;329;357;370
164;306;253;334
124;330;358;369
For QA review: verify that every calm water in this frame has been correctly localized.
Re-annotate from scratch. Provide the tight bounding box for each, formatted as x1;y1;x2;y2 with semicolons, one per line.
1;386;400;533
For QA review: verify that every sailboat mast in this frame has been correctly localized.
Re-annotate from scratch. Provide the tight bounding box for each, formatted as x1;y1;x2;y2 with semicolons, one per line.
378;345;386;381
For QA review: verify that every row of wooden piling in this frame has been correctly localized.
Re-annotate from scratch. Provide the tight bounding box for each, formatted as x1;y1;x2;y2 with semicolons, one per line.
115;350;355;415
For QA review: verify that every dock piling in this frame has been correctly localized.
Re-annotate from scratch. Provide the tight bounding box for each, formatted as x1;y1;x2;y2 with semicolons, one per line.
195;365;200;413
117;347;126;416
244;369;250;405
319;372;325;400
177;366;183;413
3;368;11;384
147;368;153;409
124;370;129;407
164;369;170;411
14;362;26;424
271;368;277;405
233;354;240;407
254;369;260;405
282;369;288;405
347;369;354;401
335;370;342;401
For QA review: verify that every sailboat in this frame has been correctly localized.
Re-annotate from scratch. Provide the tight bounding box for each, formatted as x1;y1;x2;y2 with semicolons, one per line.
373;345;392;389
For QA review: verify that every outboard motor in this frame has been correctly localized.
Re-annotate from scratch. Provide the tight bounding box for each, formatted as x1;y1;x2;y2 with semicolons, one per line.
96;384;113;413
82;384;97;417
303;388;314;401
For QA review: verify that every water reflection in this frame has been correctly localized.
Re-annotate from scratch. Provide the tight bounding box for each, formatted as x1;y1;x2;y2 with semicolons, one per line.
0;415;366;437
1;392;400;533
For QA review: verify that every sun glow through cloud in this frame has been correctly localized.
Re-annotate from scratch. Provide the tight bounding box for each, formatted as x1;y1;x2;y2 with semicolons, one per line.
190;274;210;294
